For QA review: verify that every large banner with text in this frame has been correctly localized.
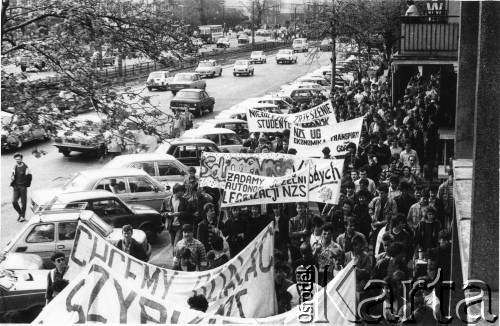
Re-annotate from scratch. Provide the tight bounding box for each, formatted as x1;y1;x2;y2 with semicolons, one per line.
221;167;310;207
200;152;344;204
63;223;276;318
289;117;364;157
247;100;337;132
34;259;357;324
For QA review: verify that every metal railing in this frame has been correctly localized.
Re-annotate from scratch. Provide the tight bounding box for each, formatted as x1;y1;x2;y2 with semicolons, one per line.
400;16;459;56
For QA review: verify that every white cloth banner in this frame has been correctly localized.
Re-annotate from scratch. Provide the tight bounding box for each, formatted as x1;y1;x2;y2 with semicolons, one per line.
221;167;310;207
246;100;337;132
34;260;357;324
289;117;364;157
200;153;345;204
63;222;276;318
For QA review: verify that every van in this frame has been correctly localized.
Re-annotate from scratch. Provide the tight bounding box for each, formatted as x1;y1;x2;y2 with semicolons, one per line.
181;128;243;153
292;38;309;53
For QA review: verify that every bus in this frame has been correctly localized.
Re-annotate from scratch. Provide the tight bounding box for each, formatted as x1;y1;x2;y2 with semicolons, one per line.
198;25;223;44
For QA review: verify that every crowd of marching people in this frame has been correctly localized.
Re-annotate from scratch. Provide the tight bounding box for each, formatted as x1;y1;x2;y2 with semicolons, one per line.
150;70;454;323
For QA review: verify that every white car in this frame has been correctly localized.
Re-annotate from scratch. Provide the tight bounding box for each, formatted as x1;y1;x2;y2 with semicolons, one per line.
1;210;151;268
195;60;222;78
276;49;297;64
181;128;244;153
216;37;230;48
195;118;249;139
233;60;254;76
292;38;309;53
250;51;266;64
283;82;331;96
146;71;173;91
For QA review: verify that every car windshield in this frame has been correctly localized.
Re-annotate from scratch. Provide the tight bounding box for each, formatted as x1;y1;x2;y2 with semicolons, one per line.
199;62;214;67
280;50;292;55
177;91;199;99
294;40;303;44
251;51;262;55
62;173;88;191
149;72;163;78
87;214;113;237
174;75;193;81
235;60;248;65
321;40;331;45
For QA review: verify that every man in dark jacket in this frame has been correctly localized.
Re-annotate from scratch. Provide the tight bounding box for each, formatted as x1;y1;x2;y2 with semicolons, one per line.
116;225;148;262
160;184;192;249
11;153;32;222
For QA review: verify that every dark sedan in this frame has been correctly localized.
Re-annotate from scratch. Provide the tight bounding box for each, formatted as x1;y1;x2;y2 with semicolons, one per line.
169;89;215;117
42;191;164;243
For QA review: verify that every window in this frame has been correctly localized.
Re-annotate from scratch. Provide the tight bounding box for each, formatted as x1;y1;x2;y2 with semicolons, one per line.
58;222;77;241
129;162;155;176
26;223;55;243
92;199;127;216
175;145;197;158
221;134;241;145
127;176;155;193
158;162;184;176
95;177;127;194
205;134;219;144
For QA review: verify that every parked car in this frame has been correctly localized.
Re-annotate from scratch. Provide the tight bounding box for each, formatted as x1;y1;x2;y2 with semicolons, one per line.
103;153;190;191
295;76;331;89
238;34;249;44
30;168;169;212
292;38;309;53
181;128;243;153
1;112;49;150
319;38;334;51
276;49;297;64
38;191;164;243
0;253;44;270
282;82;330;97
195;60;222;78
169;89;214;117
280;87;326;105
216;38;230;48
146;71;174;91
155;139;221;166
52;113;106;158
169;73;206;95
216;102;281;120
233;60;254;76
250;51;266;63
252;95;294;114
236;31;246;39
195;118;249;139
0;267;48;322
1;210;151;269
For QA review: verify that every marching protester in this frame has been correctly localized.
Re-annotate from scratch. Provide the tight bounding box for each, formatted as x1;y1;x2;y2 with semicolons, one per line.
45;251;68;305
115;225;148;262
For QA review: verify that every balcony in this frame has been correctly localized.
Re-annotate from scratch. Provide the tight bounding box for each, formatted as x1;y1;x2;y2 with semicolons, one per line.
398;15;459;59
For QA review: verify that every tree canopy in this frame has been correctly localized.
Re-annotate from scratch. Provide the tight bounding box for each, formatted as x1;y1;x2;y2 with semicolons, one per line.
1;0;195;155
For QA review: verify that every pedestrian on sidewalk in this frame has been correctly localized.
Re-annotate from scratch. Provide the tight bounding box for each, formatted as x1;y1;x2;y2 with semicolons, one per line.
11;153;32;222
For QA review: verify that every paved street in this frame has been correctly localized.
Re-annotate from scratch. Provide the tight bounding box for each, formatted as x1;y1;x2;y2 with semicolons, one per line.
1;49;331;266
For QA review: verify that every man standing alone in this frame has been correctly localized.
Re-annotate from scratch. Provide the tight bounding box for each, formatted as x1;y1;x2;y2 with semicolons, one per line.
11;153;32;222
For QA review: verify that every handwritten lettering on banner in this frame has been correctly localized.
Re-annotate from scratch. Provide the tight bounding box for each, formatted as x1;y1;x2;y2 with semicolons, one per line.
222;167;310;207
199;152;310;189
308;158;344;204
65;222;276;318
290;117;364;157
34;259;357;325
246;100;337;132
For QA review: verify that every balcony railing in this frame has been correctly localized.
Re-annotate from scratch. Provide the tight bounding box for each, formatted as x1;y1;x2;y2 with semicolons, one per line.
399;16;459;57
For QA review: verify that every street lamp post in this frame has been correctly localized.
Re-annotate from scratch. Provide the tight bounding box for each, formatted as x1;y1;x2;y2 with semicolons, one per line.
251;0;255;49
221;1;225;35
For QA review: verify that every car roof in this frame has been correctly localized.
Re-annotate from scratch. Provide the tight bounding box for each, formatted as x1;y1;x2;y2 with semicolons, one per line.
49;190;120;203
103;153;178;166
162;138;217;145
201;118;247;124
175;72;197;76
76;168;149;178
30;209;97;224
178;88;203;93
182;128;236;138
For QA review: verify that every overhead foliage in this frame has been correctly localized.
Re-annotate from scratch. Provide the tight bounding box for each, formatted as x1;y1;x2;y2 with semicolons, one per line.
1;0;196;154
